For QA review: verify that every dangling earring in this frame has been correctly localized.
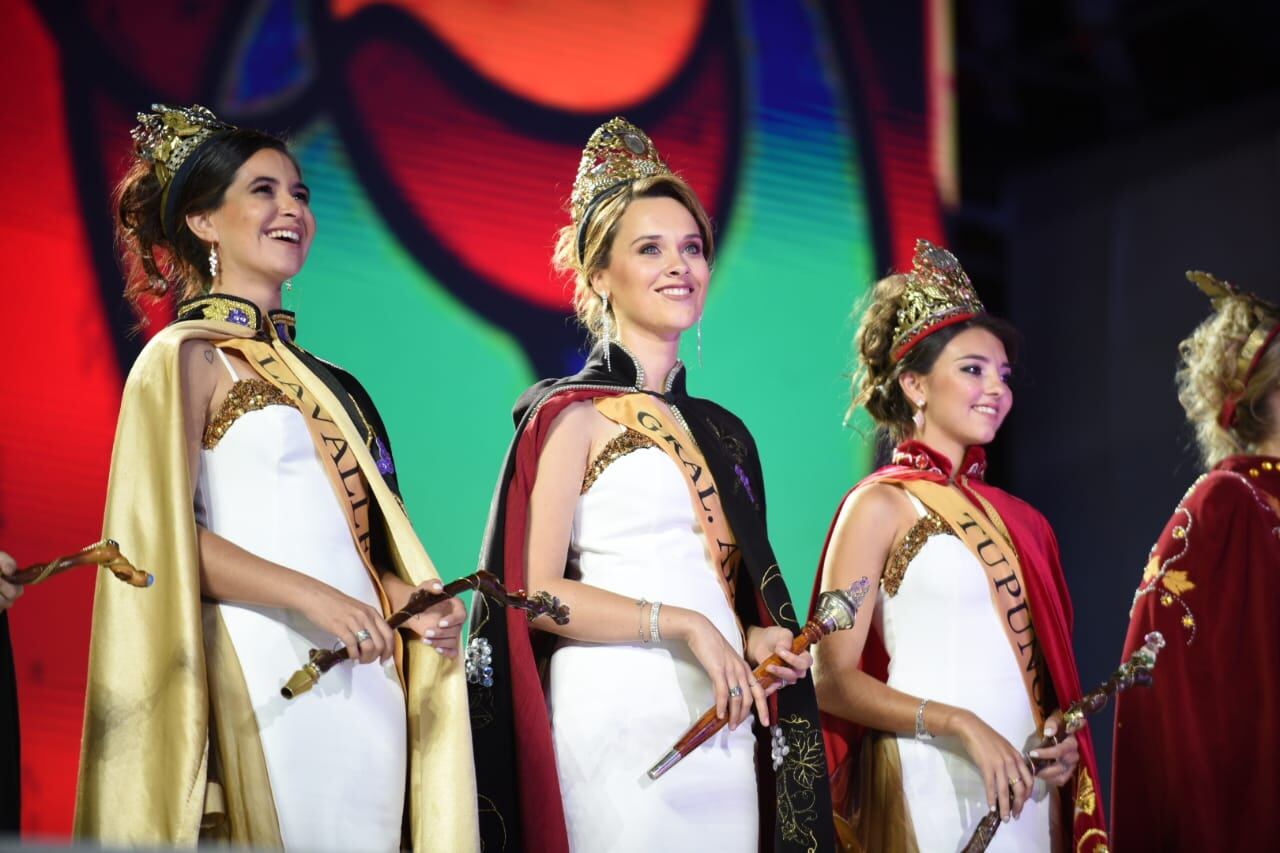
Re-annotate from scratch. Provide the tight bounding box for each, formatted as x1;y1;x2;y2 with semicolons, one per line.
208;244;219;281
283;279;294;292
696;316;703;367
913;399;926;432
600;292;612;371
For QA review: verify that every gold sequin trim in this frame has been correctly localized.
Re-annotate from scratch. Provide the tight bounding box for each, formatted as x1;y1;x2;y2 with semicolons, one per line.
882;511;954;596
581;428;657;494
203;379;297;449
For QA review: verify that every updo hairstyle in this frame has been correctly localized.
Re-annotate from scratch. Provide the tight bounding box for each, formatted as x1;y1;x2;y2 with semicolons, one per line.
849;273;1020;442
552;173;714;344
115;128;298;308
1177;295;1280;466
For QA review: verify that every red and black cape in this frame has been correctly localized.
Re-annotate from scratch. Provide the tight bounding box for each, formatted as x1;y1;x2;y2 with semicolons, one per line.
467;342;835;853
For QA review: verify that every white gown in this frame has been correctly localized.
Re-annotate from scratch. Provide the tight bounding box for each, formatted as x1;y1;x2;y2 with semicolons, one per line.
193;349;406;850
546;433;758;853
877;492;1050;852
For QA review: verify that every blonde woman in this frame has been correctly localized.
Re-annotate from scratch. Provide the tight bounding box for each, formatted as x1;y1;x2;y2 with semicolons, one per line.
1111;271;1280;851
466;118;833;853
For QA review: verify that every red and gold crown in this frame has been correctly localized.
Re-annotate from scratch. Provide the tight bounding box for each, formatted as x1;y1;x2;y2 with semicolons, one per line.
571;117;671;258
891;239;986;362
1187;270;1280;428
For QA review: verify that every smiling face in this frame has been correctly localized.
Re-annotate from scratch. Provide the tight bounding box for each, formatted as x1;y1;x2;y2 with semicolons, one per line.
187;147;315;287
591;194;710;344
901;326;1013;449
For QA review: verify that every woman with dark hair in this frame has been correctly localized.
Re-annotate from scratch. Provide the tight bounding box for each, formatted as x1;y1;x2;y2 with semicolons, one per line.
1110;272;1280;851
74;105;477;850
466;117;834;853
811;240;1108;852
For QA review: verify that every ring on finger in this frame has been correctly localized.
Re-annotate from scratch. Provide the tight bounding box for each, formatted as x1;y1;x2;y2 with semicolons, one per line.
354;628;372;644
728;686;743;699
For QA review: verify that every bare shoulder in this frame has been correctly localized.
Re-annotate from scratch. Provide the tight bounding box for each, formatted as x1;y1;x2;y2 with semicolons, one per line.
826;482;915;568
178;339;219;396
836;482;914;533
545;399;617;446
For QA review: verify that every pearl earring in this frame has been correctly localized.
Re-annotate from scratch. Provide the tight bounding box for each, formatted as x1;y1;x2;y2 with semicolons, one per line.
208;244;219;280
696;316;703;367
283;279;293;292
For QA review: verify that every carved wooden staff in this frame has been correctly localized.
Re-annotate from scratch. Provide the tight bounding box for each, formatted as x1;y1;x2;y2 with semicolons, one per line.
282;569;569;699
961;631;1167;853
12;539;151;588
647;577;871;780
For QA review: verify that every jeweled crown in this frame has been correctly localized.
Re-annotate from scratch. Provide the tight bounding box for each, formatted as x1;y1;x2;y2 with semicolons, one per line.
891;239;986;362
570;117;672;225
1187;270;1280;427
131;104;235;189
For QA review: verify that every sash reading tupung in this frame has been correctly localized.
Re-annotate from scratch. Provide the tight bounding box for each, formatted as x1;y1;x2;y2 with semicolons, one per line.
897;479;1046;725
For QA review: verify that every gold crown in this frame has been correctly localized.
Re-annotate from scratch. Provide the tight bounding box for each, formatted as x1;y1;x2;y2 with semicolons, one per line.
132;103;235;188
891;239;986;361
1187;270;1280;426
570;117;671;225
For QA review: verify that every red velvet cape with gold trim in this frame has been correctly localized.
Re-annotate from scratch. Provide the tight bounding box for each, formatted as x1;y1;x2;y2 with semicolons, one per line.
1111;455;1280;851
811;441;1108;852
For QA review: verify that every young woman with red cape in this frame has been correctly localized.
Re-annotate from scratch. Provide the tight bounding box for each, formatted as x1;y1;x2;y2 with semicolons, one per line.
1111;271;1280;850
811;240;1108;852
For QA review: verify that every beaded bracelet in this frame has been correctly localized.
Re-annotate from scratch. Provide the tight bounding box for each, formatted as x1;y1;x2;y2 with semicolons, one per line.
637;598;650;644
915;698;934;740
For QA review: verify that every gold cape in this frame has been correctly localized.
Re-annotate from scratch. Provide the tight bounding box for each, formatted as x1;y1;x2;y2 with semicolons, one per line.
74;317;479;850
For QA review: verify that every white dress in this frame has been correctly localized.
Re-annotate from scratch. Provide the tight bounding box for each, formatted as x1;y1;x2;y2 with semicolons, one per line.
877;492;1050;853
546;432;758;852
193;349;406;850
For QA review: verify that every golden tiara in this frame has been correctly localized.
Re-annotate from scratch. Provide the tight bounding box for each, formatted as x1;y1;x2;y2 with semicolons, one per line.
571;117;672;242
891;239;986;361
131;103;235;189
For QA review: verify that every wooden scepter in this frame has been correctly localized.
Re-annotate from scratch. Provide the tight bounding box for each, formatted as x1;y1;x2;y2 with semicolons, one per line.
647;576;871;781
961;631;1167;853
11;539;151;588
281;569;569;699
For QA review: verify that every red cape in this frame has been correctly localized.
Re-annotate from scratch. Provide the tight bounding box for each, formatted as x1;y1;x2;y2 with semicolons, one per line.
811;441;1108;851
1111;456;1280;851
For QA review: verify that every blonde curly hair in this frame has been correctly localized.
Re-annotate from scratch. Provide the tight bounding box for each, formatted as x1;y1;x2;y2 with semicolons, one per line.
1177;295;1280;467
552;173;714;345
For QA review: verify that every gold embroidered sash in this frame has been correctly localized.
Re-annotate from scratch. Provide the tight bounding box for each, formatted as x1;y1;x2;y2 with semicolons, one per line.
593;394;742;609
214;337;393;622
897;479;1045;725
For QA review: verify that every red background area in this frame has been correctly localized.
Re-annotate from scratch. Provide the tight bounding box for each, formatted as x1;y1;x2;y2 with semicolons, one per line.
0;3;121;835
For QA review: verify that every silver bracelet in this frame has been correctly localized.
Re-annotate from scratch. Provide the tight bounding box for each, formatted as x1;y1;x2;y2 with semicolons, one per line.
649;601;663;643
915;698;934;740
637;598;650;644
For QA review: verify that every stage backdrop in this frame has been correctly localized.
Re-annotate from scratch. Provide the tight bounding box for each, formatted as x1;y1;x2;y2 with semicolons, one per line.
0;0;947;833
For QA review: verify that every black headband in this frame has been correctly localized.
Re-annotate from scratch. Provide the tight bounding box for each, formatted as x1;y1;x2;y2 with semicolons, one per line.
575;181;630;263
160;130;232;240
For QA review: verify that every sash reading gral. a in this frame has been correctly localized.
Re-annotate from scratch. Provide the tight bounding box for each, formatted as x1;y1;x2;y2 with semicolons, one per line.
214;337;393;623
593;393;742;611
897;479;1046;725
